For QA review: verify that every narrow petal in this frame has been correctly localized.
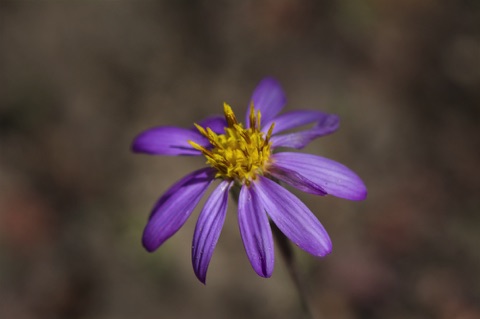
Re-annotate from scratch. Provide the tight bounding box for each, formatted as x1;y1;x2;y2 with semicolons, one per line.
149;167;212;220
246;77;286;126
195;115;227;134
271;152;367;200
142;168;215;252
132;126;209;156
238;184;274;277
268;165;327;196
262;110;339;135
192;181;231;284
253;176;332;257
270;114;340;149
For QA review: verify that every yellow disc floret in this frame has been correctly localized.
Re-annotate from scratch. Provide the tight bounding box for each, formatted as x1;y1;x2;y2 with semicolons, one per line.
189;103;275;185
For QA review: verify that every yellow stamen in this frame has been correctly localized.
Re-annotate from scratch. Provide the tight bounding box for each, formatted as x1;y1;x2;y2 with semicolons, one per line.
189;103;273;185
249;103;255;129
223;103;238;127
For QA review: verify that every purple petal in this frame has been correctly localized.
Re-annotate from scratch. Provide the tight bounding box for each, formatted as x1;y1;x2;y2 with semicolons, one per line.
238;184;274;278
149;167;213;220
268;165;327;196
246;77;286;127
142;168;215;252
252;176;332;257
132;126;209;156
271;152;367;200
192;181;231;284
262;110;339;135
195;115;227;134
270;114;340;149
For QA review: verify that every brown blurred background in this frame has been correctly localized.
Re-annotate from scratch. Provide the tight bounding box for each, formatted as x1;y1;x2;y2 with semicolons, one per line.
1;1;479;319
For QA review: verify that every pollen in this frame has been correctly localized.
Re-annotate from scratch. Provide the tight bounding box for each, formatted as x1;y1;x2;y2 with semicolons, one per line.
189;103;274;185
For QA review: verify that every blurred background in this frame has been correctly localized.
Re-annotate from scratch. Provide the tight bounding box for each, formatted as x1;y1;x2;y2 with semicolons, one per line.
1;1;479;318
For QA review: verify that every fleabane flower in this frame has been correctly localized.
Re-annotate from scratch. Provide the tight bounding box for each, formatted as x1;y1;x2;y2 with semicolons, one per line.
132;77;367;283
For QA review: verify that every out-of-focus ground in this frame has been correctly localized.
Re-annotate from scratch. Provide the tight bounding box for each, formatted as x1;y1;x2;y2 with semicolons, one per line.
1;1;479;319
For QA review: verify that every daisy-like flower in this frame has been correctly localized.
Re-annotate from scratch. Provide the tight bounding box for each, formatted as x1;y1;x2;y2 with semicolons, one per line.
132;77;367;283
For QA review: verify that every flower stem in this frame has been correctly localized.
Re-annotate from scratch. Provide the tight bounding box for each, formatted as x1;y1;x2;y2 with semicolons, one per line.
270;222;318;319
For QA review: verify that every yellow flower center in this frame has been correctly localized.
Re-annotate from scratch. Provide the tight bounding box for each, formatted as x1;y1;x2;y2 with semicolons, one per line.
189;103;274;185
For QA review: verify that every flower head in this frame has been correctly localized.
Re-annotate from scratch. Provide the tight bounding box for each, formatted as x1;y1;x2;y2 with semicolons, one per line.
132;77;367;283
189;103;274;184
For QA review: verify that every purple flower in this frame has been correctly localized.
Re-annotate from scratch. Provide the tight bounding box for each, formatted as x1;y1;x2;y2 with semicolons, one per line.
132;77;367;283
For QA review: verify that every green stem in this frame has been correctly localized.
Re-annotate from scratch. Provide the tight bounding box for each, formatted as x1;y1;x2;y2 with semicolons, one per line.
271;222;316;319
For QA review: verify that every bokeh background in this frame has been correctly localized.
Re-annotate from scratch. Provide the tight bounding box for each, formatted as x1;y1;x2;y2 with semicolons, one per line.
1;1;479;318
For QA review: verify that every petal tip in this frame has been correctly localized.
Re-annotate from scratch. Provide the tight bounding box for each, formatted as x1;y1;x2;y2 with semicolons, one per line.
314;240;333;257
253;264;273;278
131;140;145;154
195;272;207;285
141;223;163;252
358;189;368;201
142;235;158;253
192;253;208;284
131;134;145;153
348;182;368;201
324;243;333;256
259;76;281;86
